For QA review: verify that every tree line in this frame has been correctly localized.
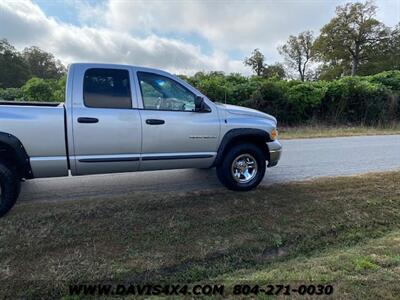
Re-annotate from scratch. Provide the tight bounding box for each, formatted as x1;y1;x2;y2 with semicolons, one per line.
0;1;399;126
0;38;66;102
0;39;65;87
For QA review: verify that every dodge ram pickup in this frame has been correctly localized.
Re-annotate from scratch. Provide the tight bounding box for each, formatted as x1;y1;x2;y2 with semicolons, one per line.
0;63;282;216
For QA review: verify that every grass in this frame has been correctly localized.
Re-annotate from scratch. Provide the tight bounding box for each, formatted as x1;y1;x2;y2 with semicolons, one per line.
1;171;400;298
279;124;400;139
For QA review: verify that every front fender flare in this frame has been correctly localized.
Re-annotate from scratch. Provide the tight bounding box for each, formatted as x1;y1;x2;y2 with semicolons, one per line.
213;128;271;166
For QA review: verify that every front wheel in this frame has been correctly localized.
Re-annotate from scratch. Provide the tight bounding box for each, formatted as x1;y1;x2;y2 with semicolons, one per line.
0;161;20;217
216;143;266;191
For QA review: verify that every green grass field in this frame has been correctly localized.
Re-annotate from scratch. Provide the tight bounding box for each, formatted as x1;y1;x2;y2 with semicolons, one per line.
1;172;400;298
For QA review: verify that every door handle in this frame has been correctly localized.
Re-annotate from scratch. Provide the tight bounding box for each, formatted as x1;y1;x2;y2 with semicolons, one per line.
78;117;99;123
146;119;165;125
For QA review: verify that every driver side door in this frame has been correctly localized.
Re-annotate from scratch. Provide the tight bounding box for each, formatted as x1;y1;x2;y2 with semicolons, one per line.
135;71;221;171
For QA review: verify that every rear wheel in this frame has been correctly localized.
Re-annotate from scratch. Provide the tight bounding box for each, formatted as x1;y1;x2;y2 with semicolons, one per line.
216;143;266;191
0;161;20;217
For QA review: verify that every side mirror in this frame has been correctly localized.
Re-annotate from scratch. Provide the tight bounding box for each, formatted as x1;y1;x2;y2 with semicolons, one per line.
194;96;211;113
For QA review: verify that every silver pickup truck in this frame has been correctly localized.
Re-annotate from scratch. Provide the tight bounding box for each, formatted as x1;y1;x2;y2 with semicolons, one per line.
0;63;282;216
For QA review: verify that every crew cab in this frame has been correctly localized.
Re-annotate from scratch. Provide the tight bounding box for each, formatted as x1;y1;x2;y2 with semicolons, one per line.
0;63;282;216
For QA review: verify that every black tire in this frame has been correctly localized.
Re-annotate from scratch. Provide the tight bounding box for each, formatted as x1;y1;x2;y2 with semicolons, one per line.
216;143;266;191
0;161;20;217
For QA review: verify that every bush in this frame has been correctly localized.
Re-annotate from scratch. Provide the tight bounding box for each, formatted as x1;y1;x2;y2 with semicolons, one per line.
186;72;263;105
286;82;327;123
21;77;54;101
244;80;290;122
21;77;65;102
195;75;231;103
322;77;393;125
185;70;399;125
52;75;66;102
368;71;400;91
0;88;23;100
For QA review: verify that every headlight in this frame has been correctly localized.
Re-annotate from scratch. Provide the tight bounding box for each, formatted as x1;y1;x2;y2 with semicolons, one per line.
271;128;278;140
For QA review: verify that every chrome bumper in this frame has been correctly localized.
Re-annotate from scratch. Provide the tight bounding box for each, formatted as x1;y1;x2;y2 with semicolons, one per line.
266;140;282;167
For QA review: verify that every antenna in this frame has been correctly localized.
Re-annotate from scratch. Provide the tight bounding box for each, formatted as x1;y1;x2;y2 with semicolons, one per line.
225;89;227;104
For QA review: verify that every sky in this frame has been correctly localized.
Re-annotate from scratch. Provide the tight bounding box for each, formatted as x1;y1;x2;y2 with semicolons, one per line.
0;0;399;75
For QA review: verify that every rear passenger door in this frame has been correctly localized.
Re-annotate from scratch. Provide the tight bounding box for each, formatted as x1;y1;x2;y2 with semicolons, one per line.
71;66;142;175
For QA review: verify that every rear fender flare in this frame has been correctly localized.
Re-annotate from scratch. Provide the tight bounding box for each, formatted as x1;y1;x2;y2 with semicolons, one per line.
0;132;33;179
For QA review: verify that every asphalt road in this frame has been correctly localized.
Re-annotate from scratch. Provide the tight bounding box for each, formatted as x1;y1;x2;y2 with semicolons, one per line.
19;135;400;203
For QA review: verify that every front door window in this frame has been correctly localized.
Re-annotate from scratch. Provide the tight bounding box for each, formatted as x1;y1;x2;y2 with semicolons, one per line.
138;72;196;111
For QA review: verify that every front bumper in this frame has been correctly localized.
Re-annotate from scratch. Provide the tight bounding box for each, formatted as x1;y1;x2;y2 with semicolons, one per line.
266;140;282;167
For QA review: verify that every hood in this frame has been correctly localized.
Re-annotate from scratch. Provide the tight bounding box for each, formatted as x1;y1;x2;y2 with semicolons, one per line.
216;103;277;124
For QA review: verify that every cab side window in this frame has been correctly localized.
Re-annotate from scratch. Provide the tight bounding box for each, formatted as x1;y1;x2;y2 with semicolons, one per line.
138;72;195;111
83;68;132;109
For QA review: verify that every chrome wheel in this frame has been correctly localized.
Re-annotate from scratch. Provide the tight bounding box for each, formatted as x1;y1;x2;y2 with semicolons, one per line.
231;154;258;184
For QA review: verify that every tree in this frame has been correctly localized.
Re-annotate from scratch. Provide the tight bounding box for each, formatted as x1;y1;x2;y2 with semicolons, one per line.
0;39;30;88
389;23;400;70
244;49;266;76
263;63;286;79
314;1;389;76
355;23;400;75
315;61;346;80
279;31;315;81
22;46;66;80
376;22;400;72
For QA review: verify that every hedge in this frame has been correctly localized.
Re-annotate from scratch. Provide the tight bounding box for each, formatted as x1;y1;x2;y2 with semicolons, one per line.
190;70;400;125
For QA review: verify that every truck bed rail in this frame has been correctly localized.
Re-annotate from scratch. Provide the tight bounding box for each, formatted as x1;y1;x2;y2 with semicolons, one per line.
0;100;62;107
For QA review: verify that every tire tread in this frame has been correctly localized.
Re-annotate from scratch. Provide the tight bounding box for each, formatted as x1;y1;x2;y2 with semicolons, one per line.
0;160;20;217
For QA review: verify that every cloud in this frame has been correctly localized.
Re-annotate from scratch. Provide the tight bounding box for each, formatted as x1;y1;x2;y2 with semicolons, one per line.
102;0;345;59
98;0;400;61
0;0;398;75
0;0;247;74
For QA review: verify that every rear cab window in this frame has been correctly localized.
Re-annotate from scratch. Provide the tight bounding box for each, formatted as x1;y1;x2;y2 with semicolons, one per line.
83;68;132;109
